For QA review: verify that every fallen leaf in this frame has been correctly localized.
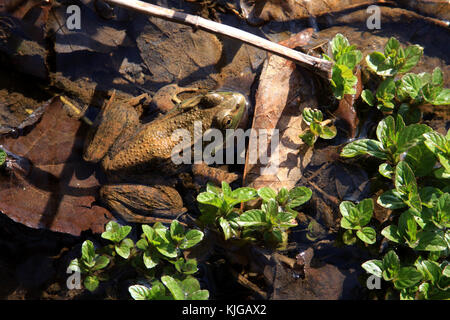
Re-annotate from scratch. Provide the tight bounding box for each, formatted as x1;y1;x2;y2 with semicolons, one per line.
0;97;113;236
243;28;316;192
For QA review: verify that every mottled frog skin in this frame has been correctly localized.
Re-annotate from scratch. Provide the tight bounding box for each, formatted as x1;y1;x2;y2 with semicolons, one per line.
82;87;247;223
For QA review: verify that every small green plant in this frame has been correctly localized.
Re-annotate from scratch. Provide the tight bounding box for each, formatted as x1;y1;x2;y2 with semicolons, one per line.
101;221;134;259
69;221;207;299
339;198;376;245
197;183;312;247
129;275;208;300
299;108;337;147
341;115;434;177
365;37;423;78
68;240;110;292
362;251;450;299
136;220;203;271
361;38;449;115
323;33;363;100
196;181;258;240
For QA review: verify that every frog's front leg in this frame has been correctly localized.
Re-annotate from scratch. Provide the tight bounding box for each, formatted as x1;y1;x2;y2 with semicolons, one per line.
100;183;187;224
151;84;198;113
83;94;148;163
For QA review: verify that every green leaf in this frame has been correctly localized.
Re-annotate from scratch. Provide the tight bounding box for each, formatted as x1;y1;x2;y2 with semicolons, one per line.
143;250;160;269
382;250;400;280
81;240;95;267
433;88;450;105
382;225;403;243
181;276;201;295
431;67;443;87
170;220;185;243
342;229;357;245
384;37;400;57
221;181;232;197
189;290;209;300
196;192;222;208
153;222;170;244
287;187;312;208
257;187;277;202
331;64;357;100
331;33;350;59
337;50;363;70
366;51;386;74
339;201;359;229
396;124;432;153
231;187;258;203
423;131;448;155
84;275;99;292
319;125;337;140
395;161;418;197
404;143;437;177
156;242;178;258
276;212;297;228
276;187;289;205
394;267;423;290
379;163;394;179
142;225;160;246
416;260;441;285
340;139;387;159
238;209;267;227
115;238;134;259
399;73;422;99
377;189;407;209
300;130;317;146
219;217;232;240
398;211;417;243
179;229;204;250
302;108;323;125
161;276;185;300
68;259;81;273
361;89;375;106
357;227;376;244
398;45;423;73
415;231;447;251
377;116;396;149
362;260;383;278
376;78;396;103
356;198;374;227
129;285;152;300
0;148;6;166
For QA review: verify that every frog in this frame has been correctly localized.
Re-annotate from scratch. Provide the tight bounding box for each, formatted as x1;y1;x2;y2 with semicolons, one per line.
71;86;248;224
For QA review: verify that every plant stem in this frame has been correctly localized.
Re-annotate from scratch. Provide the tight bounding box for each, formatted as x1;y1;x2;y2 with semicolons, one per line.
103;0;333;79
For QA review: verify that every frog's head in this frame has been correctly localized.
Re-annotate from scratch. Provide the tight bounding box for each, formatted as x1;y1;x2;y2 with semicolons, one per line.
201;91;248;130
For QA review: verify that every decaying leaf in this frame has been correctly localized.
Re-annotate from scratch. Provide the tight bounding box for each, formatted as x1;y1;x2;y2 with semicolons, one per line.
243;28;316;192
0;98;113;236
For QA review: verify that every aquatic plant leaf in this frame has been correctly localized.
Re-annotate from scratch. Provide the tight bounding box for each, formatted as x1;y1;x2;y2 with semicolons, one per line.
357;227;376;244
393;267;422;290
362;260;383;278
361;89;375;106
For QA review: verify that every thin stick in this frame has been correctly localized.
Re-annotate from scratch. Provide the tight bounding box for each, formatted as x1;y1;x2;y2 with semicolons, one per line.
104;0;333;79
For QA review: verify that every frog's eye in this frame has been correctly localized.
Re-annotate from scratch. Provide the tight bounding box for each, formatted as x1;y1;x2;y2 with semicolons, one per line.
222;115;233;128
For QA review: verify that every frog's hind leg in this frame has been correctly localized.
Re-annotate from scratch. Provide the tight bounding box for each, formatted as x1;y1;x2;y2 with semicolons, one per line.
100;183;187;224
83;93;144;163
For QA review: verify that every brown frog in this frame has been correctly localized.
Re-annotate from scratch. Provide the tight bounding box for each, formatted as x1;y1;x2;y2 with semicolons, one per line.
69;86;248;224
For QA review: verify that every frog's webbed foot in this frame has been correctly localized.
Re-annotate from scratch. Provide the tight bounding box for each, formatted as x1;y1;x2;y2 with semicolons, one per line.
151;84;198;114
59;96;92;125
100;183;187;224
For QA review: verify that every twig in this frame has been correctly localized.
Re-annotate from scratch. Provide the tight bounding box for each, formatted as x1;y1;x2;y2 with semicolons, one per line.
103;0;333;79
